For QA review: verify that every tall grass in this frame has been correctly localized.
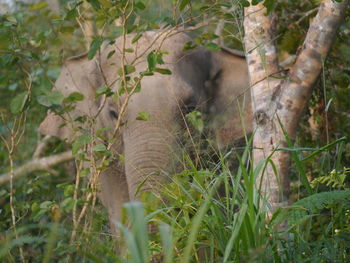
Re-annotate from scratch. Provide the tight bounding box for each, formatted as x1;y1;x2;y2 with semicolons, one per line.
115;138;350;263
1;138;349;262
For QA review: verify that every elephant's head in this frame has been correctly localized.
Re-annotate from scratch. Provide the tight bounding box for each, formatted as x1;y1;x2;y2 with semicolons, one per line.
39;53;103;141
39;30;252;204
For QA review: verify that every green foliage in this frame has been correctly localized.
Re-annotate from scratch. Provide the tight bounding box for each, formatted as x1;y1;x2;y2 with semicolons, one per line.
311;168;350;189
136;110;151;121
1;0;350;262
117;140;350;262
186;110;204;133
88;37;104;60
285;189;350;227
10;92;29;114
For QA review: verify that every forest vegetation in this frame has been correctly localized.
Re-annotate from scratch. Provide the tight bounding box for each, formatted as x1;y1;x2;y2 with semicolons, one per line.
0;0;350;262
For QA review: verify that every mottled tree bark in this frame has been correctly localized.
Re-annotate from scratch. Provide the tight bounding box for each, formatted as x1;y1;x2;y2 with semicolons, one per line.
243;0;349;211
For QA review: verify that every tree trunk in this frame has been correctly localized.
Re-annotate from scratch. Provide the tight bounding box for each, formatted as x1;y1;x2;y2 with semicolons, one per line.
243;0;349;211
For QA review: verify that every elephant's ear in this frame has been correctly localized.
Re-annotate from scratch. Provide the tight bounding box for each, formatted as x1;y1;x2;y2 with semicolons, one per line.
39;111;71;141
209;48;253;148
62;52;102;98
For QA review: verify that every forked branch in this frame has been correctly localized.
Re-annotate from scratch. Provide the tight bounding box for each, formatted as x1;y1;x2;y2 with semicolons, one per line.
243;0;349;210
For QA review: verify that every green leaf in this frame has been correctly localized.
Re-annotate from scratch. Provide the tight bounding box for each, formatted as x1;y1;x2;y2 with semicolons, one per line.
155;68;172;75
205;42;221;51
286;190;350;227
179;0;190;11
29;2;48;11
186;111;204;133
136;111;151;121
132;33;142;44
117;65;136;76
63;92;84;103
48;90;64;105
183;41;197;51
99;0;112;8
126;25;137;34
252;0;263;5
74;116;87;123
10;92;29;114
87;0;101;10
135;1;146;10
65;7;78;20
94;144;107;152
201;33;218;40
6;16;17;26
72;134;91;155
107;50;115;59
147;51;157;71
88;37;103;60
241;0;250;7
263;0;277;14
140;71;154;76
61;197;75;212
148;23;160;29
37;91;64;107
95;85;113;97
156;52;165;64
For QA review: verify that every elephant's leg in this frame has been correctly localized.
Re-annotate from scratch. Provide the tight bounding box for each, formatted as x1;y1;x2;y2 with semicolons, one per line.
98;161;129;238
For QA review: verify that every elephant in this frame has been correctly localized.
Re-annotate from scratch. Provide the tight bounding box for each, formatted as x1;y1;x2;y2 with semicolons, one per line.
39;29;252;236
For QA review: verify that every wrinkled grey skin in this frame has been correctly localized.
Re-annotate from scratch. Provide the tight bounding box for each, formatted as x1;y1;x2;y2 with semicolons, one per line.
40;30;252;235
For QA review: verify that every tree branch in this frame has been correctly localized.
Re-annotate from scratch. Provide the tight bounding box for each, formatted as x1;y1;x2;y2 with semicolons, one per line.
279;0;349;137
33;135;52;159
0;151;74;186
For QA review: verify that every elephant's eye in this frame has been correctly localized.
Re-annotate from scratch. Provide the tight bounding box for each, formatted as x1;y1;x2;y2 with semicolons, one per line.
109;110;118;119
183;96;197;114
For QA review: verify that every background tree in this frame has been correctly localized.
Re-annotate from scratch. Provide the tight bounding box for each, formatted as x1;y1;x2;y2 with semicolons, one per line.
1;0;350;262
244;0;349;210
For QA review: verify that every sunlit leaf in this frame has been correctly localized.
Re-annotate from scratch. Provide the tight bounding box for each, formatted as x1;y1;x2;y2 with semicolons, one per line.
29;2;48;11
186;111;204;133
136;111;151;121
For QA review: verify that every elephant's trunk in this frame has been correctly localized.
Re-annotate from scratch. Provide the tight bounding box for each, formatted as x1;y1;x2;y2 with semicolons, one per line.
123;119;178;200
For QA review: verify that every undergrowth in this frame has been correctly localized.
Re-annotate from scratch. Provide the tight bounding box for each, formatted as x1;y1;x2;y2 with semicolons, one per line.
1;138;350;262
